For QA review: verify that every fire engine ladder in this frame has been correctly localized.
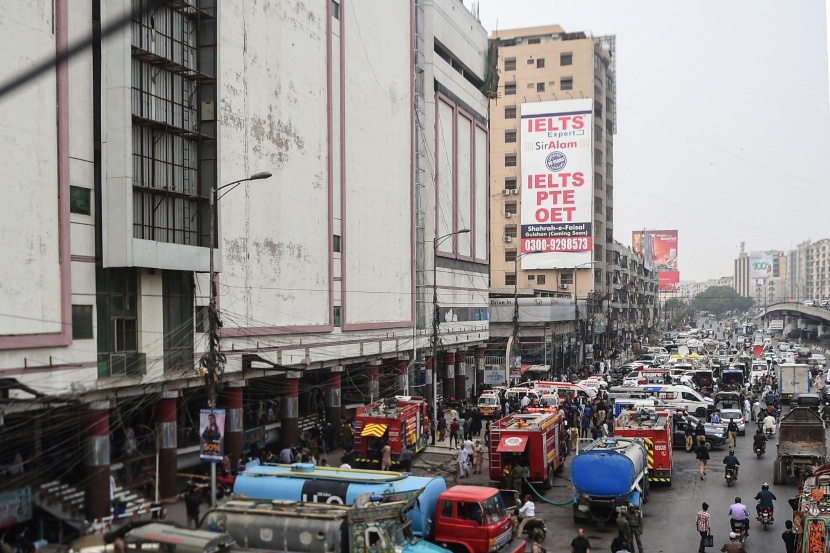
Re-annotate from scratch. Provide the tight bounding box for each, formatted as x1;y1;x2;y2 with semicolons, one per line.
489;427;502;478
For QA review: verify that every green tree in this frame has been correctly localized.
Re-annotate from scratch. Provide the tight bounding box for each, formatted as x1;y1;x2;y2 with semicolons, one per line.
693;286;754;315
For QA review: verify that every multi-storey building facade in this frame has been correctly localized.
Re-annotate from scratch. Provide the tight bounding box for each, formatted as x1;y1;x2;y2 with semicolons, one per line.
0;0;489;528
489;25;616;303
788;239;830;302
734;249;786;298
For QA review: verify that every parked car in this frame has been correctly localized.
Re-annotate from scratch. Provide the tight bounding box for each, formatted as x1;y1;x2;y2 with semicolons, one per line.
804;300;816;307
718;408;746;435
808;354;826;368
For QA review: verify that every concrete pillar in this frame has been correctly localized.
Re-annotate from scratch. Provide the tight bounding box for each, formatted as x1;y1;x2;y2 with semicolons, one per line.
475;347;486;397
368;360;381;402
326;367;343;440
455;351;467;401
84;401;111;521
397;358;409;396
222;383;244;466
443;350;456;402
424;356;434;414
281;373;301;448
155;393;178;500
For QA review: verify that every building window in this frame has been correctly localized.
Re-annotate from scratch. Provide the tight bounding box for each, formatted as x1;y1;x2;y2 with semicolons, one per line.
560;52;573;66
594;77;603;96
505;273;517;286
504;225;517;238
505;154;517;167
595;148;603;165
504;83;516;95
334;306;341;327
162;271;194;371
331;0;340;19
72;305;94;339
505;177;517;190
594;172;603;190
594;101;603;119
505;249;517;262
527;38;541;44
560;77;573;91
505;201;517;216
196;305;210;333
504;58;516;71
505;130;517;143
560;273;574;285
501;39;517;47
594;197;603;214
526;58;535;65
595;124;603;141
536;58;545;68
526;83;535;89
536;275;546;285
505;106;517;119
536;82;545;92
333;235;341;253
70;186;91;215
114;318;138;353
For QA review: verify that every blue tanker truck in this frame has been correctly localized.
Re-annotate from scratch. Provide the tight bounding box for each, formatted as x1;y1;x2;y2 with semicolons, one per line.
233;463;446;537
570;437;650;524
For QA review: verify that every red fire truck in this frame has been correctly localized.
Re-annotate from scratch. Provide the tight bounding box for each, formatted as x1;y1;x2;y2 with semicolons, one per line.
353;396;429;467
488;411;567;488
614;409;674;485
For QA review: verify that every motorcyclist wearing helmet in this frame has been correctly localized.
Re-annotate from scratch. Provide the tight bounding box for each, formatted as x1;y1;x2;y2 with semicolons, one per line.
753;429;767;453
721;531;746;553
723;449;740;480
755;483;777;519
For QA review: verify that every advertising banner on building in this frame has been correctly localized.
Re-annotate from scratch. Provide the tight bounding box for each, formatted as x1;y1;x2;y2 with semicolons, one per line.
749;251;774;280
633;230;679;291
769;319;784;331
0;487;32;529
520;99;593;269
199;408;226;463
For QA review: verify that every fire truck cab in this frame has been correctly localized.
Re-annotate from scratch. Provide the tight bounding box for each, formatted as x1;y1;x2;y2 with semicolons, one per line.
614;408;674;485
353;396;428;468
488;411;567;488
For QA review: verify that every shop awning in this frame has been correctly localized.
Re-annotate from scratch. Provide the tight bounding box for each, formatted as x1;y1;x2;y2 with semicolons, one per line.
496;435;528;453
360;423;388;437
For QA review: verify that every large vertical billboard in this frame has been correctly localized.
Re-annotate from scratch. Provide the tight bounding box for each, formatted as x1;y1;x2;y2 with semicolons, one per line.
520;99;593;269
749;251;774;280
632;230;679;291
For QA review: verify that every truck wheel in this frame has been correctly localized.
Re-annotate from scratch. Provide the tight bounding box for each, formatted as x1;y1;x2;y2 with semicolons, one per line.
545;465;555;489
705;439;714;451
642;477;650;504
773;460;786;485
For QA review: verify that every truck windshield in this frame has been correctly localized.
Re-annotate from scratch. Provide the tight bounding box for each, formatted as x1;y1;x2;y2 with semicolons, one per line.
483;495;507;524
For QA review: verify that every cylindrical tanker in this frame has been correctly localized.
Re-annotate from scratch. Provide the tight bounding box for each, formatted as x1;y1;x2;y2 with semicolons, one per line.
569;437;648;524
233;463;446;536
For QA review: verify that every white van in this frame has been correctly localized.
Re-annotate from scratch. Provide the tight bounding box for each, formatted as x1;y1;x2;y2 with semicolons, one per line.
640;385;711;417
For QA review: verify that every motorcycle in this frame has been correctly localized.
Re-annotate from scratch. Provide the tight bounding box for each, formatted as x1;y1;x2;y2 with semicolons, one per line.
764;425;775;439
759;507;773;531
754;444;765;459
521;517;547;540
725;467;736;487
730;519;749;543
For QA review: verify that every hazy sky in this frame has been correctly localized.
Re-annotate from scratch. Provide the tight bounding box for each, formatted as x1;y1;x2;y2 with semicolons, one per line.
476;0;830;282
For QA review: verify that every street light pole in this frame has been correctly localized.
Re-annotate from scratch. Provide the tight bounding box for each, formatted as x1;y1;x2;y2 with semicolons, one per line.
204;170;271;505
431;229;470;419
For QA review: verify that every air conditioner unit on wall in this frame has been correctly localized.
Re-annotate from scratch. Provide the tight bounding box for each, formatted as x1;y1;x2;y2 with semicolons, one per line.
511;189;518;194
559;284;568;289
502;189;511;195
505;213;513;218
503;236;512;243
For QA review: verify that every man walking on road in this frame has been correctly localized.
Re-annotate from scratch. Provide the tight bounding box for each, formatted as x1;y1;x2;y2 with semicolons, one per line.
570;528;591;553
626;505;643;553
696;502;710;553
695;442;710;480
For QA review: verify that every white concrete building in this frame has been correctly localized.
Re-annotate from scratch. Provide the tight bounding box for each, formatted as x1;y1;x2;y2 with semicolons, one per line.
0;0;490;523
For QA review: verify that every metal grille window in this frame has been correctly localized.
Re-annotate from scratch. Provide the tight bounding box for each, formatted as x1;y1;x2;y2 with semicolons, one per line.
560;52;573;66
505;249;517;262
505;154;517;167
504;58;516;71
505;106;517;119
505;130;517;143
560;77;573;90
130;1;209;246
505;273;516;286
504;83;516;95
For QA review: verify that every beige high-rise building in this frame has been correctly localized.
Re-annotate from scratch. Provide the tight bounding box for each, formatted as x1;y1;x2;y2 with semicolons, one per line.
489;25;616;301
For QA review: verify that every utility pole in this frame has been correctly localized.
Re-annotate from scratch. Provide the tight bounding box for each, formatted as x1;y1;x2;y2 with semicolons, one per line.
203;171;271;506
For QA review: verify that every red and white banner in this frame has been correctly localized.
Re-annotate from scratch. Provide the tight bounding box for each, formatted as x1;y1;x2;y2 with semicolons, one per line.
633;230;679;291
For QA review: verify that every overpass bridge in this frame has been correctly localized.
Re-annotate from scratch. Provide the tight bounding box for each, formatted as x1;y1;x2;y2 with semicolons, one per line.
752;302;830;335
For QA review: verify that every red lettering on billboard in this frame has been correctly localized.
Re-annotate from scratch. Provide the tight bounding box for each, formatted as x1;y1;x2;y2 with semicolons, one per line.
527;115;584;133
527;173;584;188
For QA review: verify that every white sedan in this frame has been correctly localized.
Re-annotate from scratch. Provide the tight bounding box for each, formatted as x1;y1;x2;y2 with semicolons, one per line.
719;408;746;435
